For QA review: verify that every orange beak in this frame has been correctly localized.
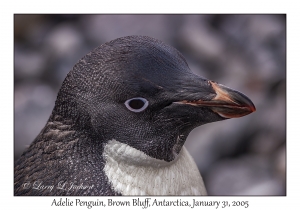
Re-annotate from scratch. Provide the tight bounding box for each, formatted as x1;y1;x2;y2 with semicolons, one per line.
176;81;256;118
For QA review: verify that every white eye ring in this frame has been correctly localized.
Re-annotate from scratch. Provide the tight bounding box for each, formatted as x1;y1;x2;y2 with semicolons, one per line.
125;97;149;112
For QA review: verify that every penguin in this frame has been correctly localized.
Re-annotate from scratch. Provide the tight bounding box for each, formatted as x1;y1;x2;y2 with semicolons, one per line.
14;35;255;196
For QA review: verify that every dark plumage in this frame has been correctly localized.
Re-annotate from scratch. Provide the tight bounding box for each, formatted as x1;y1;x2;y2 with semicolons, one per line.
14;35;255;196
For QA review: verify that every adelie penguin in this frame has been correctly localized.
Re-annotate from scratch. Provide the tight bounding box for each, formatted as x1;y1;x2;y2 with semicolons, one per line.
14;35;256;196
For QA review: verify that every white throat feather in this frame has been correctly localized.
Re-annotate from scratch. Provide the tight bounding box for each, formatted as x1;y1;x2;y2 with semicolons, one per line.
103;139;207;195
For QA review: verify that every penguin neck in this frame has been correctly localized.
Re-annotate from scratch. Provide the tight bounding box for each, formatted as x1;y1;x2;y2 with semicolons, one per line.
31;114;77;146
34;114;102;162
103;139;207;195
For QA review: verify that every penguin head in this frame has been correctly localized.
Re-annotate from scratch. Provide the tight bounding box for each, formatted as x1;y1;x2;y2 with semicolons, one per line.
54;35;255;162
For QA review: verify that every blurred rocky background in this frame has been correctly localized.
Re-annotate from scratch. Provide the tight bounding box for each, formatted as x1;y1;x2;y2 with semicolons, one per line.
14;14;286;195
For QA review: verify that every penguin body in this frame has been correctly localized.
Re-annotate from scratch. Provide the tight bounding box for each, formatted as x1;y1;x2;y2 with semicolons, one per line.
14;36;255;195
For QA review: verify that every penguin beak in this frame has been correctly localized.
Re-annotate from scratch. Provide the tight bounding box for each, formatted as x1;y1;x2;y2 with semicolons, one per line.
175;81;256;118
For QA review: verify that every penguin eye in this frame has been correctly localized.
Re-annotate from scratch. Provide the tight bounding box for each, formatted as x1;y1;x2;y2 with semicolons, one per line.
125;97;149;112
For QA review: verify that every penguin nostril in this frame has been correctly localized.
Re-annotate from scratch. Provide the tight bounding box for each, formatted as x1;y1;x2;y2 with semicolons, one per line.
125;97;149;112
164;102;173;108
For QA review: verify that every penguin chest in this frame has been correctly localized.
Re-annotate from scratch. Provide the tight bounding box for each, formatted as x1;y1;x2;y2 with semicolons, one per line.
103;140;207;195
